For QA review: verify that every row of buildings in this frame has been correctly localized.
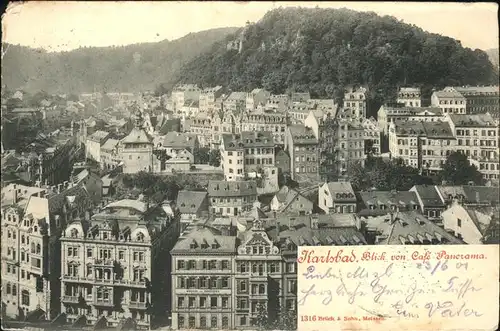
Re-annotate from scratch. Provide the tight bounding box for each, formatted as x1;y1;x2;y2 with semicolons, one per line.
2;163;498;330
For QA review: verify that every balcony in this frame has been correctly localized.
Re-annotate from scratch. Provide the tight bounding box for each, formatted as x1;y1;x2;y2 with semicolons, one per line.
93;299;114;307
61;275;93;283
93;259;114;266
94;278;113;285
62;296;81;303
128;301;148;309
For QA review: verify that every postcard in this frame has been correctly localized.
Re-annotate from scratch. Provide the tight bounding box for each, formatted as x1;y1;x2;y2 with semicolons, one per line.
297;245;499;331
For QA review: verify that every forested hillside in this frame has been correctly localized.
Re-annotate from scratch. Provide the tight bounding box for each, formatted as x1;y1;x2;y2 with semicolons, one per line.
1;27;238;94
486;48;499;69
173;8;498;112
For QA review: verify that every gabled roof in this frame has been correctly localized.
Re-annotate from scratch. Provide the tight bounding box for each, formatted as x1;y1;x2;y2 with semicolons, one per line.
105;199;147;214
101;138;120;151
208;180;257;197
448;113;496;127
288;125;318;144
326;182;356;201
368;211;463;245
121;127;153;144
177;190;208;214
411;185;445;207
163;132;197;149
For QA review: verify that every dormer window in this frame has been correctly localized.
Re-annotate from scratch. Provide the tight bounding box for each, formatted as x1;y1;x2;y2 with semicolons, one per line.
70;229;78;238
136;232;145;242
190;241;198;249
212;241;219;249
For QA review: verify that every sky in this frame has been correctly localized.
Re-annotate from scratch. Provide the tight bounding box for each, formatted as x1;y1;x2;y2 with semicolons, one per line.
2;1;499;52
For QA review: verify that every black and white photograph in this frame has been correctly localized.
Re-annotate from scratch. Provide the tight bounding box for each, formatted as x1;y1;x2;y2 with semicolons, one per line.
1;2;499;331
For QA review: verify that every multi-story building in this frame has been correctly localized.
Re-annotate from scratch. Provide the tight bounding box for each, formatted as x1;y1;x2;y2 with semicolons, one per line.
199;86;224;113
223;92;247;113
318;181;357;214
211;111;240;148
171;85;201;114
60;199;180;329
361;117;381;155
285;125;320;184
176;190;210;228
161;132;199;158
239;111;288;145
220;131;275;181
207;180;257;216
377;105;444;134
100;138;121;170
388;120;457;173
344;87;367;118
246;89;270;112
397;87;422;107
1;181;94;321
120;110;154;174
336;119;366;176
446;113;499;181
446;86;499;114
290;92;311;104
170;226;237;330
190;113;213;148
431;88;467;115
86;130;110;162
287;103;310;124
265;95;289;112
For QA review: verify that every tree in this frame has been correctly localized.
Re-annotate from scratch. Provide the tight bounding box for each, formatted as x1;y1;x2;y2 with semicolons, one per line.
440;151;484;185
208;149;221;167
273;307;297;330
254;303;269;330
193;148;210;164
482;215;499;244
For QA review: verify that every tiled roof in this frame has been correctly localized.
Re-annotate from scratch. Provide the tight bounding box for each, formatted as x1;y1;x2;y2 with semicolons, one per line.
266;220;366;246
291;92;311;102
105;199;147;213
207;180;257;197
227;92;247;101
448;113;496;127
433;90;465;99
462;186;500;205
288;125;318;144
463;206;494;235
177;190;208;214
451;86;499;96
383;106;443;115
163;132;197;149
326;182;356;201
121;127;153;144
358;190;420;214
393;120;426;135
88;130;110;142
369;211;463;245
411;185;445;207
101;138;120;151
422;121;455;139
48;184;91;215
222;131;274;150
171;226;237;253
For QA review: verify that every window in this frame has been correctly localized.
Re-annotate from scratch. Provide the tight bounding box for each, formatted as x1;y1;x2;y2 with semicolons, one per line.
87;248;93;258
200;317;207;328
240;316;247;326
222;317;229;328
239;280;247;292
22;289;30;306
211;317;217;328
200;296;207;307
119;251;124;260
188;297;196;308
457;218;462;227
178;316;185;328
211;297;218;308
222;297;229;308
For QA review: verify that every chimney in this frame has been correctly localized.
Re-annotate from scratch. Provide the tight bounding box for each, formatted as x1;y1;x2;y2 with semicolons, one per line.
12;184;18;204
35;180;41;188
64;181;69;189
57;183;63;193
476;191;480;204
311;216;318;229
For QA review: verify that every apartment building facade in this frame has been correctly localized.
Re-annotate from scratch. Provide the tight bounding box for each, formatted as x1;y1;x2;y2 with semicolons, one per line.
448;86;499;114
207;180;258;217
285;125;320;184
397;87;422;107
431;89;467;115
60;199;180;329
239;112;288;145
343;87;367;118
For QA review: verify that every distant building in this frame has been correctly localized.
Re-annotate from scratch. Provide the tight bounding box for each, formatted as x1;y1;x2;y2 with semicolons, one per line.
356;190;421;218
446;113;499;182
199;86;224;113
270;186;313;215
275;147;290;176
246;89;270;112
220;131;275;181
397;87;422;107
431;88;467;115
85;130;110;162
176;190;210;227
285;125;319;184
318;181;357;214
207;180;257;216
224;92;247;113
290;92;311;104
171;85;201;114
239;111;288;145
120;110;154;174
377;105;445;134
445;86;499;114
344;87;367;119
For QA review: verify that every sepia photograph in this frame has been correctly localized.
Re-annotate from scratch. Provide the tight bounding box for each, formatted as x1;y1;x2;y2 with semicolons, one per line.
1;1;499;331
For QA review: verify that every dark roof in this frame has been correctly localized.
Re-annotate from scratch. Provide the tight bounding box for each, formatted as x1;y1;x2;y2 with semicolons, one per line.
171;227;237;254
462;186;500;205
222;131;274;150
288;125;318;144
411;185;445;207
163;132;197;149
177;190;208;214
358;191;420;212
207;180;257;197
448;113;496;127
